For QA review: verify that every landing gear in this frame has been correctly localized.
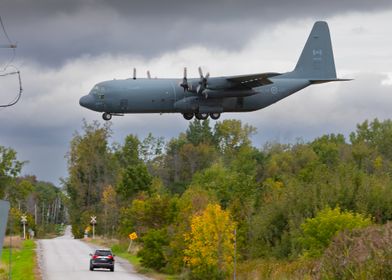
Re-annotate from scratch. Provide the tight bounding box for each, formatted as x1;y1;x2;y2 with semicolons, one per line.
102;112;112;121
195;113;208;120
183;113;194;120
182;112;221;120
210;113;221;120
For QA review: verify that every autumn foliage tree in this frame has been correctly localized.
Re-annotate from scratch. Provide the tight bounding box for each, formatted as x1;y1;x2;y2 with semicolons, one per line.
184;203;236;279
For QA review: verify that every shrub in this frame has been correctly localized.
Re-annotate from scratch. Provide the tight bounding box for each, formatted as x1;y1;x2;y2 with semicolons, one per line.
318;222;392;280
137;229;168;271
299;206;372;258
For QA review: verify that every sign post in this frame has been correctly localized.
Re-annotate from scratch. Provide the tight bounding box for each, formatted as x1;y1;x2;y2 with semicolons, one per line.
0;200;10;257
233;228;237;280
90;216;97;239
21;214;27;240
127;232;138;253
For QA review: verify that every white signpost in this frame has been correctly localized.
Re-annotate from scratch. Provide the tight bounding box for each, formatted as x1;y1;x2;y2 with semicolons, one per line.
0;200;10;257
90;216;97;239
21;214;27;240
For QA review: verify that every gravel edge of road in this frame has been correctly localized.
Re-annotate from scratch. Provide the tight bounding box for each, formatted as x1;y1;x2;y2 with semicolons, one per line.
36;240;44;280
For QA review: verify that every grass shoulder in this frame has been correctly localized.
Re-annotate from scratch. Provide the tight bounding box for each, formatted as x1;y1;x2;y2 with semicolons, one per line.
1;237;39;280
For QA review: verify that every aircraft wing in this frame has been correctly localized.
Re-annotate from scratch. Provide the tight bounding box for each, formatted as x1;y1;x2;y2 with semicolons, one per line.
226;72;281;88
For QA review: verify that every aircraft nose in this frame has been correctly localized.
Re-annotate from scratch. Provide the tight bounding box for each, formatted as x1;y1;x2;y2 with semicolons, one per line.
79;95;92;108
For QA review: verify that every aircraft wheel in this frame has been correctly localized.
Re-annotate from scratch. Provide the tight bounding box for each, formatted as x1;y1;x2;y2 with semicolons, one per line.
102;112;112;121
195;113;208;120
210;113;221;120
183;113;194;120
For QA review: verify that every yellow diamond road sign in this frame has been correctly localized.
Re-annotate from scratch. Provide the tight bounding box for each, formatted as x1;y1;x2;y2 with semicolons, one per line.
129;232;138;240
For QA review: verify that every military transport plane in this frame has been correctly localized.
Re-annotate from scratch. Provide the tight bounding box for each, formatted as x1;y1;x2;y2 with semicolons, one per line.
79;21;350;121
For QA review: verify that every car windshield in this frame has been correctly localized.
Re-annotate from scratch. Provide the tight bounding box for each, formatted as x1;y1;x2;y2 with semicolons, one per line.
95;250;112;256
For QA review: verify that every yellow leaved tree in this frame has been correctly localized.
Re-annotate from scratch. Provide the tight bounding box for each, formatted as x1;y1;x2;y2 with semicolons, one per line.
184;203;236;279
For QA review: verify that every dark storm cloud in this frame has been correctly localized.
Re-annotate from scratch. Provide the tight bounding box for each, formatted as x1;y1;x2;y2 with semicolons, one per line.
2;0;392;66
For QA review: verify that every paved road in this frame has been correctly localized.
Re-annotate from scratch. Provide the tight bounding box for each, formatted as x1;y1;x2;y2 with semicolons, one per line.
38;226;149;280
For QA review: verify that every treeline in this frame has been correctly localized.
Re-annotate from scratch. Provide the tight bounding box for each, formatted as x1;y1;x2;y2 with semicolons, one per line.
0;146;67;237
65;118;392;279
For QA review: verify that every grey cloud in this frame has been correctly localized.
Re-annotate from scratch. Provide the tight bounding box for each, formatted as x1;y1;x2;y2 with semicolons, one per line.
2;0;392;66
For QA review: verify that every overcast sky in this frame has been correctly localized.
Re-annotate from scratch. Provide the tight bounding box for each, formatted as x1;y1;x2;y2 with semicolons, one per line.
1;0;392;185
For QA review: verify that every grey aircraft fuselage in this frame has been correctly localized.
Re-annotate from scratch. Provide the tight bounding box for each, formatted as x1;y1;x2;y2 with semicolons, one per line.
79;21;350;121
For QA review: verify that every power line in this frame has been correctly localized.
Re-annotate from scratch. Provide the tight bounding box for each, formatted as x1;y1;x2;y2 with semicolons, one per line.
0;13;22;108
0;14;12;45
0;68;22;108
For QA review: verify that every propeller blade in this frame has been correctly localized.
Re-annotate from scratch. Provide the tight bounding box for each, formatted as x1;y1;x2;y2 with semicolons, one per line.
147;70;151;79
205;72;210;79
133;68;136;80
198;67;203;78
180;67;189;92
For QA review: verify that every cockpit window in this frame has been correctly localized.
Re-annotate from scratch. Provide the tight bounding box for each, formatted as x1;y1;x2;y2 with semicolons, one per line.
91;85;105;99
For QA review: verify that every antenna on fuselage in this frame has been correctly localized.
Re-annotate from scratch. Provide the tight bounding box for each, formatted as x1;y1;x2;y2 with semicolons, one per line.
133;68;136;80
147;70;151;79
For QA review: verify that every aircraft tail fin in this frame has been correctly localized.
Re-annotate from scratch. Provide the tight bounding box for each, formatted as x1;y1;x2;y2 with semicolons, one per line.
292;21;338;81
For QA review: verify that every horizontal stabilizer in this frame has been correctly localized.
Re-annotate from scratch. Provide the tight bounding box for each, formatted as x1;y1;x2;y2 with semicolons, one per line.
310;78;353;84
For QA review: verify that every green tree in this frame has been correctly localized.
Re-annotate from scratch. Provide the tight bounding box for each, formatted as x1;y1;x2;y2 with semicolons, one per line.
121;193;177;235
350;119;392;160
114;134;141;166
299;206;372;258
116;163;152;200
179;143;217;180
311;134;346;167
0;146;24;199
186;119;214;146
214;119;256;156
101;185;118;237
137;229;169;271
65;120;115;238
164;134;188;188
140;133;164;162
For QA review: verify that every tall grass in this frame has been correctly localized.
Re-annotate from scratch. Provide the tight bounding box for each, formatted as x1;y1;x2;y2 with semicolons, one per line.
1;239;38;280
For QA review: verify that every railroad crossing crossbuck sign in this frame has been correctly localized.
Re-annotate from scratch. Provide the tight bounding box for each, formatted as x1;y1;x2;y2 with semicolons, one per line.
90;216;97;239
21;214;28;239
